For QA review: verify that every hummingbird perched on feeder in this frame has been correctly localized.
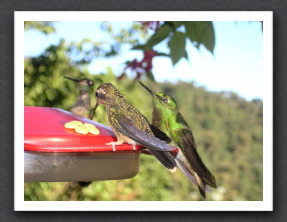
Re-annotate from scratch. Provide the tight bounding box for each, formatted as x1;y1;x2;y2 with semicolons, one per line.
65;76;94;187
64;76;94;119
90;83;178;173
139;81;217;199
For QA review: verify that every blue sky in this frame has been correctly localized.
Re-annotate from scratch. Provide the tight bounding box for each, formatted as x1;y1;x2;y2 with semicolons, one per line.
24;21;263;101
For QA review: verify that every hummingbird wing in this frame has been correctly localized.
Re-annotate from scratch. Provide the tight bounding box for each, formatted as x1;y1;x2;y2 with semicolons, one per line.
117;116;177;171
109;108;177;171
173;127;217;188
149;124;172;144
117;116;176;152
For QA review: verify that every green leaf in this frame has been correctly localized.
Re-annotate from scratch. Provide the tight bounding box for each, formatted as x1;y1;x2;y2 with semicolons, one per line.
165;21;184;30
184;21;215;54
156;52;170;57
200;22;215;54
146;24;173;48
171;21;184;29
185;22;198;43
183;50;188;60
169;32;186;66
146;70;155;81
132;44;144;50
132;44;151;50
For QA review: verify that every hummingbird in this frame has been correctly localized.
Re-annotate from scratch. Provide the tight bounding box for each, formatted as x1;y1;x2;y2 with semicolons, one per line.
64;76;94;119
65;76;94;187
139;81;217;199
90;83;178;172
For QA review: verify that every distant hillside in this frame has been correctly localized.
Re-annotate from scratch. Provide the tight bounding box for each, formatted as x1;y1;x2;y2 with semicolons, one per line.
24;69;263;201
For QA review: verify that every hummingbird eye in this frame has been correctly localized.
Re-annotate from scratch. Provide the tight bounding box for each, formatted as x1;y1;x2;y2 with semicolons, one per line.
95;91;99;97
162;98;169;103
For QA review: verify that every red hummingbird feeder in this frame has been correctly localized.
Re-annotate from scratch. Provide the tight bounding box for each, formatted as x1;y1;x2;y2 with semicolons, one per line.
24;106;178;183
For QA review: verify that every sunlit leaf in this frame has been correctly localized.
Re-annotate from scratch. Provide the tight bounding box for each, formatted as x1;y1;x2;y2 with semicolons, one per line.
185;21;215;54
156;52;169;57
185;22;198;42
146;23;173;48
200;21;215;54
168;21;184;30
169;31;186;66
183;49;188;60
132;44;150;50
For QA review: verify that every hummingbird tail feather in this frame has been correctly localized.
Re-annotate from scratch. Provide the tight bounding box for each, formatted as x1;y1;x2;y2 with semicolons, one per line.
149;149;177;172
175;158;197;184
181;135;217;188
175;158;208;198
169;168;177;173
194;172;206;199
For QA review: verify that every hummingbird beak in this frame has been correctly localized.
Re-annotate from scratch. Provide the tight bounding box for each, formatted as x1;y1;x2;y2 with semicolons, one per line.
64;76;80;83
89;101;99;120
138;81;157;97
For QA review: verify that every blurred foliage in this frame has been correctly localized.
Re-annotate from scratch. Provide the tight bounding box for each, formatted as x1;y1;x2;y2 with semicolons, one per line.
129;21;215;79
132;21;215;65
24;21;262;201
24;21;56;34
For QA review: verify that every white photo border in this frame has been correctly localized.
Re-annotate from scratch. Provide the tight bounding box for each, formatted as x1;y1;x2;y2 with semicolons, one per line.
15;11;273;211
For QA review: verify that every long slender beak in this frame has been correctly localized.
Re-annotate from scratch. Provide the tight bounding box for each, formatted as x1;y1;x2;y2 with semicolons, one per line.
89;101;99;120
64;76;80;83
138;81;157;97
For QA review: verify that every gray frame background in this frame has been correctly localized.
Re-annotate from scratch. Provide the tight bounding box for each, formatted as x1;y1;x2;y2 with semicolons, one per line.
2;0;285;221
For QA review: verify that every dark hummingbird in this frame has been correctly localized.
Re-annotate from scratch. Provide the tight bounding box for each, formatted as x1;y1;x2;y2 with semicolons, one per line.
64;76;94;119
139;81;217;199
65;76;94;188
90;83;178;172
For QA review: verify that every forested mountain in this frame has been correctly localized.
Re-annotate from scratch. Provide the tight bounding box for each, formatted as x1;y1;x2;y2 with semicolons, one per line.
24;67;263;201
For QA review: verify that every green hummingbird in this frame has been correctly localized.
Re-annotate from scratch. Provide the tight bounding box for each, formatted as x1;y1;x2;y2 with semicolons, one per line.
65;76;94;187
139;81;217;199
64;76;94;119
90;83;178;172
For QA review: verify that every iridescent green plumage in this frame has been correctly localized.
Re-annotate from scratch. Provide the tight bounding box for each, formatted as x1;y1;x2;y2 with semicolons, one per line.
90;83;177;172
139;81;217;199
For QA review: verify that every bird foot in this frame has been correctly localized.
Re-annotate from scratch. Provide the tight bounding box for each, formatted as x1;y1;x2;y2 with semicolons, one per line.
106;141;123;151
